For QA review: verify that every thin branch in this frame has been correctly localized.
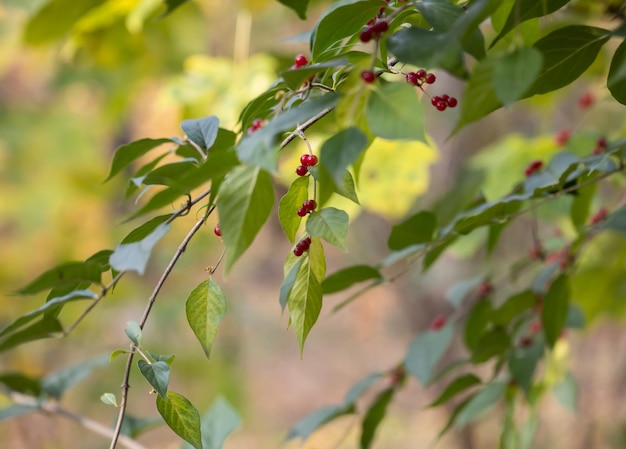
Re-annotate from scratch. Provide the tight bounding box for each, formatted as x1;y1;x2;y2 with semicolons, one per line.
110;208;213;449
8;391;147;449
279;107;334;149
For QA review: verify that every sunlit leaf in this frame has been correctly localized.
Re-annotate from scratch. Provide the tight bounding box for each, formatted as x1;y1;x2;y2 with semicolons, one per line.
156;391;202;449
492;0;570;46
100;392;118;407
185;279;227;358
306;207;349;250
24;0;106;44
278;176;310;244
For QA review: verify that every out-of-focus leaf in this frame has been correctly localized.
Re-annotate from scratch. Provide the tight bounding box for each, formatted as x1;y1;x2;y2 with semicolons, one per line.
41;354;109;399
360;387;394;449
0;405;37;421
541;275;569;347
405;322;454;385
429;374;481;407
105;138;173;182
366;83;426;142
0;373;41;396
277;0;310;19
388;211;436;250
100;393;118;407
109;223;171;275
182;397;241;449
16;262;103;295
24;0;106;44
553;371;578;412
0;318;63;353
454;381;506;427
322;265;382;294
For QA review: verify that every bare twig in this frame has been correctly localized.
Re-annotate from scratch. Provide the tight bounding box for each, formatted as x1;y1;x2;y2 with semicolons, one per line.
279;107;334;149
8;391;147;449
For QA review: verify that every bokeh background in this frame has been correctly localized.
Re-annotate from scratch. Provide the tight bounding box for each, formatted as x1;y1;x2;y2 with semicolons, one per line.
2;1;626;448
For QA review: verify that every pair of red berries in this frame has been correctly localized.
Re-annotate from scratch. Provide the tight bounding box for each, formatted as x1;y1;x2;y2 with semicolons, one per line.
293;236;312;257
360;19;389;43
431;94;458;111
297;199;317;217
296;153;318;176
406;69;436;86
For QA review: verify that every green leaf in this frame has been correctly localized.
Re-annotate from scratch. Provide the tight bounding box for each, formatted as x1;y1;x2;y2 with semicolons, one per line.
492;0;571;46
16;261;103;295
366;83;426;142
105;138;173;182
306;207;349;250
454;381;506;428
162;0;190;16
185;278;227;358
41;355;109;399
464;300;493;352
508;336;544;392
570;182;596;230
287;404;353;440
388;211;437;250
120;415;163;438
311;1;383;59
553;371;578;412
603;203;626;233
493;47;543;105
471;328;511;363
445;276;484;309
319;127;368;186
277;0;310;19
142;161;197;188
0;317;63;353
181;116;219;151
0;373;41;396
281;59;348;90
429;374;482;407
344;373;382;405
109;223;171;276
124;321;142;347
0;405;37;421
0;290;96;339
287;238;325;353
278;176;309;243
138;360;170;398
110;349;131;362
322;265;382;294
454;55;501;131
24;0;106;45
218;166;275;272
491;290;537;327
608;40;626;105
541;275;569;347
121;215;173;244
360;387;394;449
405;322;454;385
156;391;202;449
101;392;119;407
182;397;241;449
280;258;303;312
527;25;610;96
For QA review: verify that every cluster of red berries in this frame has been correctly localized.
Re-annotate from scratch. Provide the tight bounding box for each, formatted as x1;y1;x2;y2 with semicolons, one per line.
214;224;221;237
295;153;318;176
405;69;436;86
591;136;607;155
430;315;447;331
293;236;312;257
524;160;543;177
291;54;308;69
297;199;317;217
359;19;389;43
431;94;458;111
246;118;263;134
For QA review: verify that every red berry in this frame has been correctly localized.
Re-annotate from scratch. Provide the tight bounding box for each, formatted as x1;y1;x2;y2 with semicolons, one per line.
293;246;304;256
300;154;309;165
430;315;446;331
297;207;308;217
435;101;447;111
378;6;386;14
307;154;318;166
519;337;533;348
294;54;308;67
446;97;457;107
590;208;608;224
406;72;419;85
524;160;543;177
372;20;388;33
478;281;492;298
415;69;427;79
296;165;308;176
440;94;449;101
360;29;373;43
431;96;441;106
555;128;570;146
214;224;221;237
424;73;436;84
303;199;317;211
596;136;607;149
361;70;376;83
578;92;594;109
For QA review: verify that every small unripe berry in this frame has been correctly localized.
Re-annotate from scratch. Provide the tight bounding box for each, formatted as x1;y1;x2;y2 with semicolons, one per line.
214;224;221;237
361;70;376;83
296;165;308;176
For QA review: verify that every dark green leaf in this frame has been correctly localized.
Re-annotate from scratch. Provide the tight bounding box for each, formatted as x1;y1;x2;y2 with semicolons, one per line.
109;223;171;275
508;336;544;391
528;25;610;95
185;279;227;358
124;321;142;347
471;328;510;363
553;371;578;412
41;355;109;399
405;322;454;385
0;318;63;353
366;82;426;142
454;55;501;131
16;261;103;295
608;40;626;104
0;373;41;396
541;275;569;347
105;138;173;182
429;374;481;407
24;0;106;44
454;381;506;427
162;0;190;16
360;387;394;449
322;265;382;294
181;116;219;151
306;207;349;250
278;176;310;244
491;290;537;327
277;0;310;19
142;161;197;188
281;59;347;90
570;182;596;230
182;397;241;449
148;352;176;365
156;391;202;449
388;211;436;250
464;300;493;351
126;153;168;197
287;404;353;440
319;127;368;186
218;166;275;272
138;360;170;398
493;47;543;105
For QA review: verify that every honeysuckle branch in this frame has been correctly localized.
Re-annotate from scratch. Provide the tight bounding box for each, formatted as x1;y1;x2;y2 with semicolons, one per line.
109;205;214;449
280;107;334;149
7;390;147;449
